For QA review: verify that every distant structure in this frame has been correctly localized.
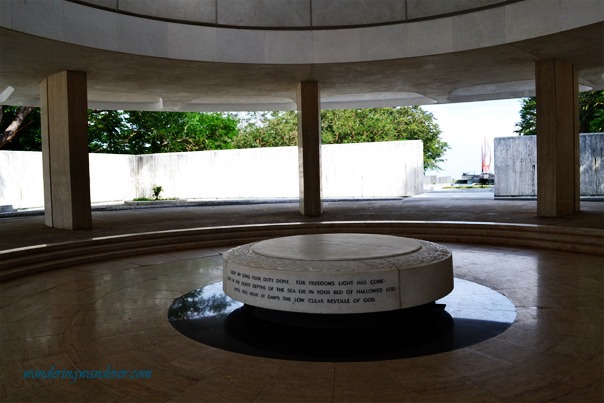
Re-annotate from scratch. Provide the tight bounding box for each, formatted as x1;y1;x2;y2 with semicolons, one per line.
454;172;495;186
451;136;494;186
424;175;452;185
481;136;492;174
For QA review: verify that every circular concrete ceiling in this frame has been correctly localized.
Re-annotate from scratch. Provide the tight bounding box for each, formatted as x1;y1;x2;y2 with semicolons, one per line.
0;0;602;111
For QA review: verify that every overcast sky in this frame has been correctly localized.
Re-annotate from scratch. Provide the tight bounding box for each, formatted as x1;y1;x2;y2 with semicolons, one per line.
423;98;522;179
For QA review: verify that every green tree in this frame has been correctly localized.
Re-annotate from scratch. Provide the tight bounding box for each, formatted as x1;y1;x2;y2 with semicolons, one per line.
3;108;240;153
235;107;449;171
514;98;536;136
0;106;41;150
515;90;604;135
234;111;298;148
88;110;239;154
322;108;449;171
88;110;130;153
579;90;604;133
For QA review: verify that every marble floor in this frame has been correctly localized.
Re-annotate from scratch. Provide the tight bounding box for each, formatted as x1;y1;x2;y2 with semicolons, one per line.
1;241;602;402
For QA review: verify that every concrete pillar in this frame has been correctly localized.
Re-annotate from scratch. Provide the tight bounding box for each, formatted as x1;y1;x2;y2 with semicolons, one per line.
297;81;322;216
535;59;580;217
40;71;92;230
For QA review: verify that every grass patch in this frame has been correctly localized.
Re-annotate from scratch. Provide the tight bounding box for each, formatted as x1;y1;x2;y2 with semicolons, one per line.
132;197;178;201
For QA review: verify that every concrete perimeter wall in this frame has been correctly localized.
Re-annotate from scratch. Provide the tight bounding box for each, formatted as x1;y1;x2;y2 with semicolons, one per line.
494;133;603;197
0;140;423;209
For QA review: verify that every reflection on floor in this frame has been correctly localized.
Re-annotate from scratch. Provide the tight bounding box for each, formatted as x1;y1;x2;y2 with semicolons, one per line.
1;243;602;401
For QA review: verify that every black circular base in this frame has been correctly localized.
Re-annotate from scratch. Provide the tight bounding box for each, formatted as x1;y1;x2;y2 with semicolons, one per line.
242;302;441;329
226;303;453;361
168;279;516;362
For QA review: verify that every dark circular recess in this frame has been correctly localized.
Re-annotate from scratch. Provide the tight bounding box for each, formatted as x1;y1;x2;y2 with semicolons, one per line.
168;279;516;362
243;302;440;329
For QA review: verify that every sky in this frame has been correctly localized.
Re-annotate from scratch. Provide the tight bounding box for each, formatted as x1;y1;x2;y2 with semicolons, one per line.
423;98;522;180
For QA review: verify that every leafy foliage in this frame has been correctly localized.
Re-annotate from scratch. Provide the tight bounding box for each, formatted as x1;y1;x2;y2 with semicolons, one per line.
152;185;163;200
88;110;129;153
514;98;536;136
234;111;298;148
323;107;449;172
234;107;450;171
88;110;239;154
579;91;604;133
1;108;240;153
0;106;41;150
515;90;604;135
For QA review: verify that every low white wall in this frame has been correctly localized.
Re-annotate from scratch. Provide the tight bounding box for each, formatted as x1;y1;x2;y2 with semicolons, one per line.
89;153;138;203
136;146;299;200
322;141;423;198
0;151;45;209
0;140;423;209
494;133;604;197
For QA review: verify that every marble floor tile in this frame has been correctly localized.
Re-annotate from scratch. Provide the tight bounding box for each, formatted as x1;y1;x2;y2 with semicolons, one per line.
405;378;501;402
0;243;602;402
468;366;578;401
333;361;412;401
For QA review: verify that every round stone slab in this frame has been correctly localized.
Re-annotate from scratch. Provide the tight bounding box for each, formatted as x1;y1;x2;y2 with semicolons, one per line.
252;233;422;261
223;233;453;314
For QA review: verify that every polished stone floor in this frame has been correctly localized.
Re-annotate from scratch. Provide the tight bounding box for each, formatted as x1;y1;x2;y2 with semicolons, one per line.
1;241;602;402
1;197;603;401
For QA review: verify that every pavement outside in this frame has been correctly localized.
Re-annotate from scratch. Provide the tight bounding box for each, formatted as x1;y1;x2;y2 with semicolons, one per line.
1;190;603;251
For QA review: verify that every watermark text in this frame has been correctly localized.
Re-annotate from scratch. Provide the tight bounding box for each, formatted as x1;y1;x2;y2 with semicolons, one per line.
23;365;152;384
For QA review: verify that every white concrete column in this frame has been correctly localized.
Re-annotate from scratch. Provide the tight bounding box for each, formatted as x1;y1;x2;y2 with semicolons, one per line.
40;71;92;230
297;81;323;217
535;59;580;217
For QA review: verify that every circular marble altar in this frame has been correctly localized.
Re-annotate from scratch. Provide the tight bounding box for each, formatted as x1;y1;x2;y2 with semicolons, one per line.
223;233;453;315
252;233;422;260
